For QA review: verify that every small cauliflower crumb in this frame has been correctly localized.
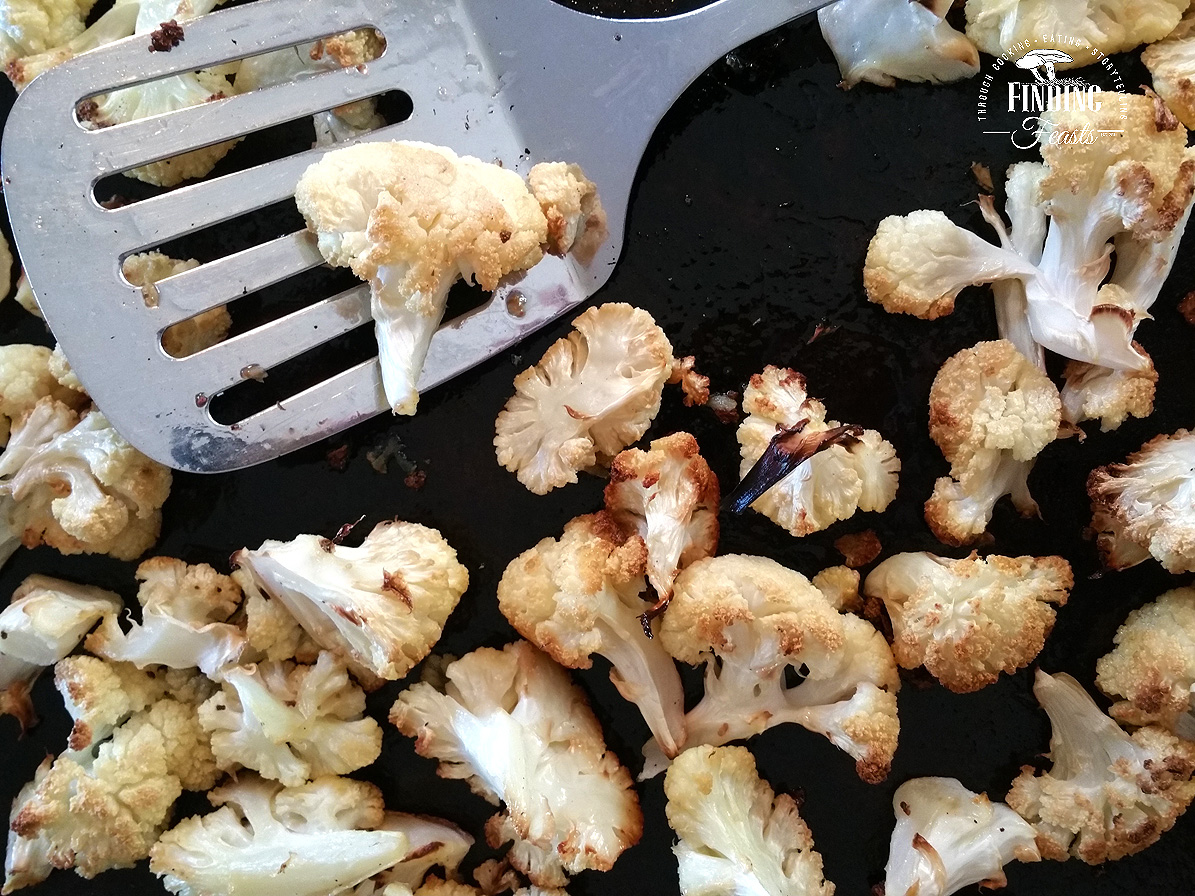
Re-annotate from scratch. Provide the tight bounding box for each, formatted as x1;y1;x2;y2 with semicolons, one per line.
834;530;882;568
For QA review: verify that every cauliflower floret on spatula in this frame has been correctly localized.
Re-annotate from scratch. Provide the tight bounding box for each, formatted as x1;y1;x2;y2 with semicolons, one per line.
646;555;900;784
495;303;677;494
1006;670;1195;863
884;777;1039;896
497;511;686;759
733;366;900;537
664;745;835;896
390;641;643;887
233;520;468;685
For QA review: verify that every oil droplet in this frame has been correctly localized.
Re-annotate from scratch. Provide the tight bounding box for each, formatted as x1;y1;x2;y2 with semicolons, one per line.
194;393;208;408
505;289;526;318
141;281;161;308
240;364;267;382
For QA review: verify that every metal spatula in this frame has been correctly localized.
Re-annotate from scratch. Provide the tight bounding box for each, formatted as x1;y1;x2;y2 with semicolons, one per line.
2;0;826;474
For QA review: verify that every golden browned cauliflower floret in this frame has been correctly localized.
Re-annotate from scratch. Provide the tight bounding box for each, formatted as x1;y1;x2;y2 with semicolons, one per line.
966;0;1188;62
3;757;52;894
735;366;899;537
233;520;468;684
864;552;1072;693
1087;429;1195;573
0;345;86;446
1060;346;1157;434
924;341;1060;546
296;141;554;415
391;642;643;887
604;431;719;607
235;567;321;664
1096;587;1195;732
527;161;608;262
198;650;383;786
834;530;882;569
119;253;232;358
494;303;677;494
497;511;685;759
1144;10;1195;129
1006;670;1195;864
87;557;246;676
664;745;835;895
649;554;900;784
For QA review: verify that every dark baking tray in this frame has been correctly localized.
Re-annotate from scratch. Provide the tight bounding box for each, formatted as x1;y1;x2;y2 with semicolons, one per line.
1;2;1193;894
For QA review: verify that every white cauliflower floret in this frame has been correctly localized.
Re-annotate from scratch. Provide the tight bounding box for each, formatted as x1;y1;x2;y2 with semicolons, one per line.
1096;587;1195;731
371;813;473;890
199;650;382;786
1087;429;1195;573
966;0;1188;61
1060;346;1157;433
924;341;1060;545
604;431;719;608
295;141;551;415
494;303;676;494
0;344;87;445
236;567;320;664
0;0;95;71
390;641;643;887
819;0;979;89
0;574;121;728
865;95;1195;379
0;397;173;564
885;777;1039;896
664;745;834;896
1143;10;1195;129
86;556;246;676
3;758;52;894
496;511;686;759
735;366;900;537
1006;670;1195;863
864;552;1072;693
150;774;412;896
119;253;231;358
527;162;608;262
233;520;468;684
648;554;900;784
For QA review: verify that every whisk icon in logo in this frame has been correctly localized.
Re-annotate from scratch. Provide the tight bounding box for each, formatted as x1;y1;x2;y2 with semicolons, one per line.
977;37;1127;149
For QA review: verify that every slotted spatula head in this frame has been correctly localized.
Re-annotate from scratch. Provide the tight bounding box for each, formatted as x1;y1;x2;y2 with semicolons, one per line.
2;0;824;473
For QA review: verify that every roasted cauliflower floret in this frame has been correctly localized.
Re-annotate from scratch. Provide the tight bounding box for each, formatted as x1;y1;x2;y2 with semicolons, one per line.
735;366;899;537
966;0;1189;61
0;574;121;729
885;777;1039;896
233;520;468;684
924;341;1060;546
819;0;978;89
0;0;95;70
296;141;554;415
236;567;320;664
118;252;231;358
494;303;676;494
497;511;686;759
87;557;245;676
1060;347;1157;434
0;345;87;446
1096;587;1195;732
1087;429;1195;573
150;774;413;896
527;161;608;262
604;431;719;607
198;650;382;786
665;745;834;896
1143;10;1195;129
648;554;900;784
864;552;1072;693
3;758;52;894
390;641;643;887
1006;670;1195;863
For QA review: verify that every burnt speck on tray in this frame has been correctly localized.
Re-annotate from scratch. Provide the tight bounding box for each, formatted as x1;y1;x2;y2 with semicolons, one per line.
325;443;350;472
149;20;185;52
1179;290;1195;326
75;99;100;124
403;470;427;490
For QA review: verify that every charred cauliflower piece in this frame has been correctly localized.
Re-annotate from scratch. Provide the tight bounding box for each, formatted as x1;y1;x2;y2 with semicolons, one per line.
885;777;1039;896
604;431;719;607
924;341;1060;546
1088;429;1195;573
151;774;412;896
87;557;246;676
390;642;643;887
1096;587;1195;732
295;141;550;415
864;552;1072;693
1006;670;1195;863
819;0;978;89
497;511;685;759
199;650;382;786
648;554;900;784
664;745;834;896
735;367;899;538
495;303;676;494
234;520;467;684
